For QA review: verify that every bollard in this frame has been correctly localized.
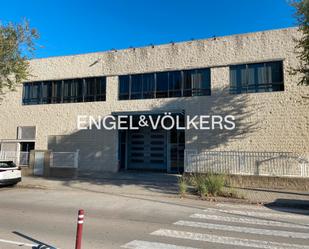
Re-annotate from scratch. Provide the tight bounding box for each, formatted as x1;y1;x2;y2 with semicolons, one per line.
75;209;85;249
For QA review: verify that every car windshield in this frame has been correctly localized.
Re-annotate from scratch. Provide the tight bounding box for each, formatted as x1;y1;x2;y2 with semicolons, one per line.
0;161;17;168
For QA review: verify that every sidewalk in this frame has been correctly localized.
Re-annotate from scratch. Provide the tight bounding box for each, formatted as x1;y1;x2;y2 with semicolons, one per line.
229;187;309;208
19;172;309;209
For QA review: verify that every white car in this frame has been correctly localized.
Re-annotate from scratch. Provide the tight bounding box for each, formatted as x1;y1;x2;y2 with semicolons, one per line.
0;161;21;186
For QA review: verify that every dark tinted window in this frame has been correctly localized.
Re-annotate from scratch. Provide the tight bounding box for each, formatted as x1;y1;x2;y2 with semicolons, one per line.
230;61;284;94
119;75;130;100
42;81;52;104
119;68;211;100
230;64;247;94
142;73;155;99
22;83;31;104
51;81;62;103
22;76;106;105
95;77;106;101
192;69;211;96
131;74;143;99
23;82;41;105
62;79;84;103
84;78;96;102
31;83;41;104
63;79;74;103
156;72;169;98
183;70;193;96
168;71;182;97
269;61;283;83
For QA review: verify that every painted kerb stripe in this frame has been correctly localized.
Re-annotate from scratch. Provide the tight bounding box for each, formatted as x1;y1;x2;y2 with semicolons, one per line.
151;229;309;249
175;220;309;239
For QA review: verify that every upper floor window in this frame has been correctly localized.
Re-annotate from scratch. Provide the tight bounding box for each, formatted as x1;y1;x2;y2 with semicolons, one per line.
22;76;106;105
230;61;284;94
119;68;211;100
17;126;36;140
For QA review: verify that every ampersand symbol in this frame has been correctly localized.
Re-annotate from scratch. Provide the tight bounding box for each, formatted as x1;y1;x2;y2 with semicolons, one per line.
138;115;149;127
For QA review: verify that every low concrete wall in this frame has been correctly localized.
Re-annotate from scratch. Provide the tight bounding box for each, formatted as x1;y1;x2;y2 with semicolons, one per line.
21;167;33;176
225;175;309;191
49;168;78;178
22;167;77;178
21;150;77;178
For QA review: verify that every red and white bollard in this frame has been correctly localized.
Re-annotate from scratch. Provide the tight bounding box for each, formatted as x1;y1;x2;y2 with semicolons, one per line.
75;209;85;249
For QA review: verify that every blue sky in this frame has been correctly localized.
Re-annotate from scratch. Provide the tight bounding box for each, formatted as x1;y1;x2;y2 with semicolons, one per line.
0;0;295;58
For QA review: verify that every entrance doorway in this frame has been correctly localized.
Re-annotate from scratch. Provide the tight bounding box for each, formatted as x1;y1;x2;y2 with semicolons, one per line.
20;142;35;152
127;127;167;171
118;113;185;173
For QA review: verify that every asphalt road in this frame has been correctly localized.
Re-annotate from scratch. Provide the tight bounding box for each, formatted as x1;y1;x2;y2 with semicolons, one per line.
0;186;309;249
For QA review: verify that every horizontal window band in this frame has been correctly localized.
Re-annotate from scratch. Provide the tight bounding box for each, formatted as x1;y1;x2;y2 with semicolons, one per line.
22;77;106;105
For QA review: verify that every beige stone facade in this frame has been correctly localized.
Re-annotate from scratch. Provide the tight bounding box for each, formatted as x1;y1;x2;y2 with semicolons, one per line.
0;27;308;173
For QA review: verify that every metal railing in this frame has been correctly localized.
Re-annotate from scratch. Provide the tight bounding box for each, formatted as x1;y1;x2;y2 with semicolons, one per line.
50;150;79;168
185;150;309;178
0;151;30;166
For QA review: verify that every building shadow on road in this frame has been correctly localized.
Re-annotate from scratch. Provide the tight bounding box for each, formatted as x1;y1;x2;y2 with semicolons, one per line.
237;187;309;197
264;199;309;214
43;171;180;195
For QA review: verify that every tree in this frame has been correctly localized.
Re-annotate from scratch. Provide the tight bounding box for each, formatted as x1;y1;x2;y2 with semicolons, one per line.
0;19;39;95
291;0;309;85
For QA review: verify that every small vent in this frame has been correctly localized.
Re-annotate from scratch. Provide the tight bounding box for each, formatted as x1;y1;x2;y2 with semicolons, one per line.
17;126;36;140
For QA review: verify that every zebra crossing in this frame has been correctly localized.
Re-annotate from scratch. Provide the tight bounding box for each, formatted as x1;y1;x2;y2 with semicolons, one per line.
121;203;309;249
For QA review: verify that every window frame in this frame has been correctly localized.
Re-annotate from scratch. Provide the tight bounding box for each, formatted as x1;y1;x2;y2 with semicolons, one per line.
229;61;284;94
118;67;211;100
22;76;106;105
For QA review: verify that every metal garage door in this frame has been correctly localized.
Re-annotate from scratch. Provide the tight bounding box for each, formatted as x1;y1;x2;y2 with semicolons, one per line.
127;127;167;171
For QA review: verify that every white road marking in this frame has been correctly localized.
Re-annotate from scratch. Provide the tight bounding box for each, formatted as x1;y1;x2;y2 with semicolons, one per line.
216;203;309;215
190;213;309;229
151;229;309;249
175;220;309;239
121;240;199;249
0;238;37;247
216;203;268;210
204;208;309;221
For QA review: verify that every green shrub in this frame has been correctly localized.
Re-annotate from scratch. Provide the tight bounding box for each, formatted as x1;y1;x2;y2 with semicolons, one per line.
189;173;225;197
190;174;203;187
205;174;225;196
178;176;188;197
192;174;208;198
196;181;208;198
183;173;197;187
